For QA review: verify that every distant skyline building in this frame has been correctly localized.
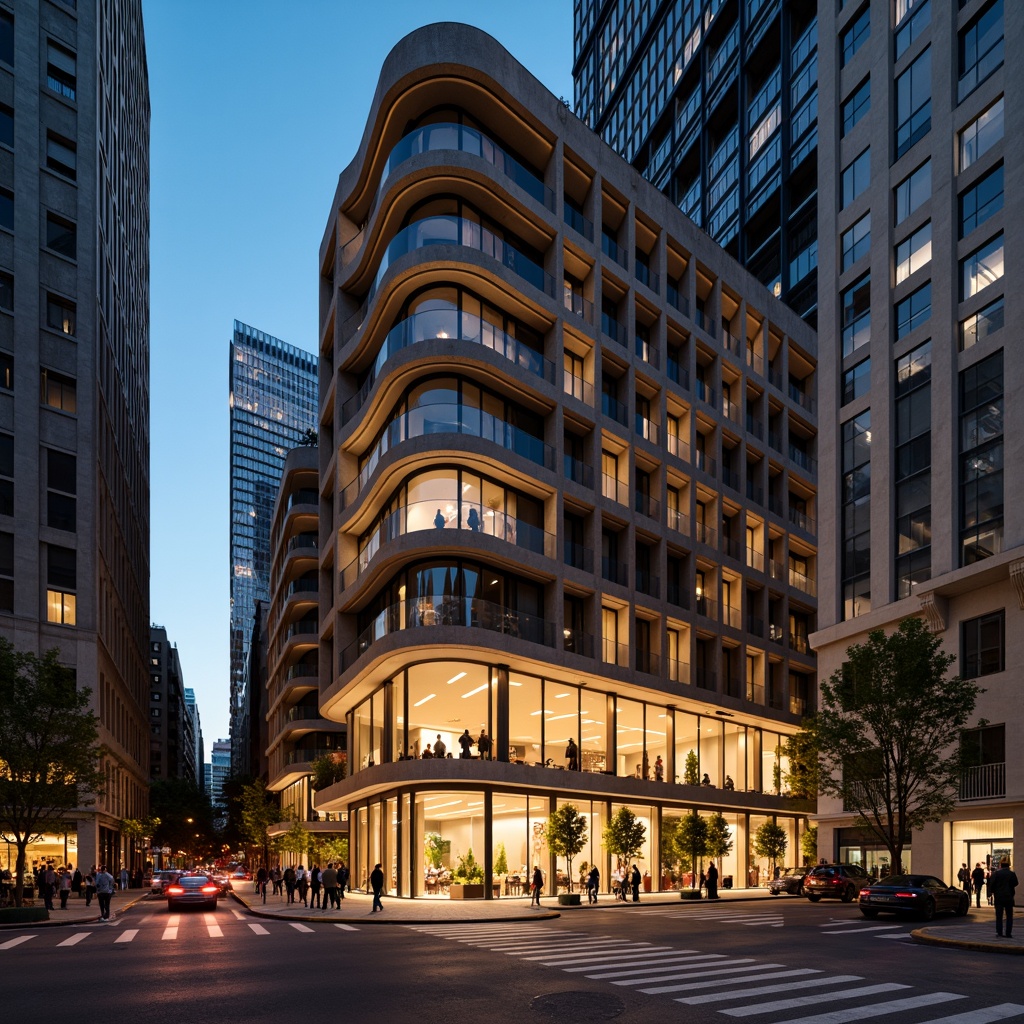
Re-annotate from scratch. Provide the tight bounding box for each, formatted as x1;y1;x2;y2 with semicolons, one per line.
184;687;204;789
208;737;232;817
149;626;197;786
572;0;818;324
0;0;151;874
228;321;317;777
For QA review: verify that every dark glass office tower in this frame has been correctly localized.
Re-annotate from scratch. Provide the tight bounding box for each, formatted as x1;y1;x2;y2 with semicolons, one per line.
228;321;317;774
573;0;818;324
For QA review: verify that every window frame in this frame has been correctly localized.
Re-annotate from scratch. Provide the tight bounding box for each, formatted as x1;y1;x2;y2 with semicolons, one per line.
961;610;1004;678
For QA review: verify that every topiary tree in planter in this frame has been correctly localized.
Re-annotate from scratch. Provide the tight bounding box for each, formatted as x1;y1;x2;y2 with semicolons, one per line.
452;849;485;884
546;804;588;892
603;806;646;874
424;832;448;870
494;842;508;876
683;749;700;786
674;811;709;890
752;820;788;881
705;811;733;878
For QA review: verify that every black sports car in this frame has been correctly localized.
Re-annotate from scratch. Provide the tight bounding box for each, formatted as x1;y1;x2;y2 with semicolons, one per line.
858;874;971;920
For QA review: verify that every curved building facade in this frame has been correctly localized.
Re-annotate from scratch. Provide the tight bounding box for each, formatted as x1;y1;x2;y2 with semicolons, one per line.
317;24;819;897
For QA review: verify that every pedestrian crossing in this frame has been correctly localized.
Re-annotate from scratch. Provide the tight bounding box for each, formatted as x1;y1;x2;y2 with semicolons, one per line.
406;923;1024;1024
0;912;360;950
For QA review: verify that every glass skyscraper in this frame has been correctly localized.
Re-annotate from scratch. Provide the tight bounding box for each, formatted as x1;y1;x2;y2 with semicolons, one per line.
228;321;317;773
573;0;818;324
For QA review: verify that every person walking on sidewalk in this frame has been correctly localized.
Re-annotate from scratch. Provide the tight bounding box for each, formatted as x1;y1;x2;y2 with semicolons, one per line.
971;862;986;909
119;866;129;892
58;866;72;909
309;864;322;908
94;865;115;921
338;862;350;899
630;864;641;902
84;869;96;908
256;865;268;903
370;863;385;913
284;864;296;903
991;855;1018;939
321;862;339;909
530;865;543;906
42;864;56;911
296;864;308;906
706;861;720;899
587;865;600;904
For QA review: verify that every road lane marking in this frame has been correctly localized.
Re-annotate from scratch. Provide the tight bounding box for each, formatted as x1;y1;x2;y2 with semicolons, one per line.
0;935;35;950
912;1007;1024;1024
762;992;965;1024
584;955;737;980
205;913;223;938
115;930;139;943
162;926;177;940
334;924;359;931
821;925;903;935
289;922;315;933
632;963;789;994
677;975;864;1005
231;909;246;920
248;923;270;935
56;932;91;947
723;983;912;1016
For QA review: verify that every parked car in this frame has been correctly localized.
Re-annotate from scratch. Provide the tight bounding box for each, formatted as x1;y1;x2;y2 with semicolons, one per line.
804;863;869;903
207;872;231;896
858;874;971;920
150;870;184;895
769;866;812;896
165;874;222;911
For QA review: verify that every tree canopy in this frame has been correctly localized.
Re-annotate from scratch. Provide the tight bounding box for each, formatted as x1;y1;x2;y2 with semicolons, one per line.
602;806;646;866
803;616;982;873
674;811;708;887
238;778;280;867
546;804;588;891
0;641;106;905
149;778;214;862
752;821;788;877
705;811;733;866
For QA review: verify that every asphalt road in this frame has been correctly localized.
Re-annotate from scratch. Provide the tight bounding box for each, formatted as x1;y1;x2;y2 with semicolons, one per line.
1;895;1019;1024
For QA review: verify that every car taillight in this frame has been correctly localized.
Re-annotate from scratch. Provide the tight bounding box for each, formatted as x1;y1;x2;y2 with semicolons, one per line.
166;886;184;895
895;892;916;899
201;885;219;894
860;889;871;897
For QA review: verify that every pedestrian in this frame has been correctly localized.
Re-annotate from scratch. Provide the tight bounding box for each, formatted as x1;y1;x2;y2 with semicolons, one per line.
119;866;129;891
84;869;96;908
530;865;543;906
94;864;116;921
991;855;1018;938
370;862;385;913
459;729;474;758
321;862;339;909
272;866;283;896
699;869;706;895
477;728;491;760
284;864;296;903
256;865;268;903
309;865;322;908
433;733;447;757
339;861;350;899
587;865;600;904
42;863;56;911
58;866;72;909
71;866;82;897
701;772;712;787
565;737;579;770
706;860;719;899
957;862;971;894
296;864;308;906
971;862;986;909
724;775;735;790
630;864;641;902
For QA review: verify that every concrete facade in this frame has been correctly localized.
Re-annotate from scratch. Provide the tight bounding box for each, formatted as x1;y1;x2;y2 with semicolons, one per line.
314;24;819;897
812;0;1023;877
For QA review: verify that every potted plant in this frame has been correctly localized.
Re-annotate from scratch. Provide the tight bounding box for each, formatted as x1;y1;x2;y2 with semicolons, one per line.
493;842;508;897
674;811;708;899
547;804;588;905
449;848;486;899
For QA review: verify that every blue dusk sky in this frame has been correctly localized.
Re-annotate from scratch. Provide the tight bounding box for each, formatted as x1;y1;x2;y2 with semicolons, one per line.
145;1;574;744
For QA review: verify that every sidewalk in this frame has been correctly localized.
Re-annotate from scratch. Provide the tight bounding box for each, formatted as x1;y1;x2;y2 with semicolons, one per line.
0;888;149;930
229;884;775;925
914;904;1024;955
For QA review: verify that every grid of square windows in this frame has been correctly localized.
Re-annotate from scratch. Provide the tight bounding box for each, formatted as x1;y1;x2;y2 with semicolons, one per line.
961;234;1003;300
841;78;870;136
958;0;1003;103
959;164;1003;239
894;341;931;596
895;281;931;338
959;350;1003;564
959;97;1003;172
895;49;931;158
960;296;1003;352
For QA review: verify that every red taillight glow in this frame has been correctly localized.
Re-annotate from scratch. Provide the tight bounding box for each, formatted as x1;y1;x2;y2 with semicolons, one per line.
166;886;184;895
860;889;871;896
895;892;916;899
201;885;219;894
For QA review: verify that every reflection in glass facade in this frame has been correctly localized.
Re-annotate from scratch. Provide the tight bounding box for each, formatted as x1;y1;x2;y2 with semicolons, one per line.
228;322;317;772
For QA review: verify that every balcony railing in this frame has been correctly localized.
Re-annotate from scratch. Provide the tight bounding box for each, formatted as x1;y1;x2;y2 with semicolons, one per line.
564;541;594;572
667;507;690;536
340;597;557;672
564;455;594;489
341;309;555;423
284;706;321;723
601;473;630;506
635;570;660;597
563;370;594;405
789;507;816;533
636;414;660;444
562;629;595;658
601;393;628;426
667;659;691;685
285;663;318;682
789;446;817;475
601;311;628;346
959;762;1006;801
634;491;661;520
601;557;629;587
564;204;594;241
667;433;690;461
788;567;816;596
564;290;594;325
602;638;631;668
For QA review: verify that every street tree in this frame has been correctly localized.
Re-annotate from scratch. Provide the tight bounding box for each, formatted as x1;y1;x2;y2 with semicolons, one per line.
705;811;733;872
803;616;982;874
801;825;819;865
674;811;708;888
602;806;646;871
752;821;788;879
782;730;819;799
238;778;279;868
0;641;106;906
282;820;309;864
546;804;588;892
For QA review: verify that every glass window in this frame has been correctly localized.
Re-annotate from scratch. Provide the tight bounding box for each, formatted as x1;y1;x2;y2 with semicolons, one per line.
0;352;10;391
0;11;11;67
842;359;870;405
41;369;77;414
841;212;870;271
894;161;930;225
841;273;871;357
960;296;1003;351
0;187;12;232
962;611;1004;677
841;149;870;209
0;271;10;311
895;282;931;338
579;686;607;773
615;697;645;779
961;234;1004;299
404;662;491;763
46;40;77;102
959;164;1003;238
895;49;931;158
958;0;1003;103
45;213;76;259
894;222;931;284
841;78;870;136
959;97;1003;172
895;0;930;59
542;682;580;768
959;350;1003;565
46;293;76;335
507;670;542;764
45;132;76;180
841;6;870;67
0;103;12;148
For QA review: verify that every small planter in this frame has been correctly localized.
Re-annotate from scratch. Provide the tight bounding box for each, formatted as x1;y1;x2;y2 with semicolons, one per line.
449;883;485;900
558;893;582;906
0;906;49;923
679;889;702;900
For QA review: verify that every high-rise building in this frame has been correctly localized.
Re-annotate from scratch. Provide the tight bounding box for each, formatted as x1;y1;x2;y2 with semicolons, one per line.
208;738;231;818
184;687;204;788
228;321;317;777
812;0;1022;874
572;0;819;323
315;24;817;897
0;0;150;873
148;626;197;786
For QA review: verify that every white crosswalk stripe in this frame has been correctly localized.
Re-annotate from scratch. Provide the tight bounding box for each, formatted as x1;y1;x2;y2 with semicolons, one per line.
721;983;911;1016
248;923;269;935
677;974;864;1005
0;935;35;950
754;992;966;1024
56;932;90;947
334;923;359;931
289;922;314;933
115;929;138;943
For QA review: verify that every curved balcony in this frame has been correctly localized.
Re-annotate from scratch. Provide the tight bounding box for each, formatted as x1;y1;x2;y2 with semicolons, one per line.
339;596;557;673
288;533;319;553
344;123;555;263
341;309;555;425
288;578;318;598
339;498;556;589
284;705;322;723
363;216;556;315
340;404;555;511
286;747;341;767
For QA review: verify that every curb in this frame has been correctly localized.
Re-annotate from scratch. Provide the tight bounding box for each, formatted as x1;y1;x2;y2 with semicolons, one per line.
228;891;562;924
0;890;150;930
911;928;1024;955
